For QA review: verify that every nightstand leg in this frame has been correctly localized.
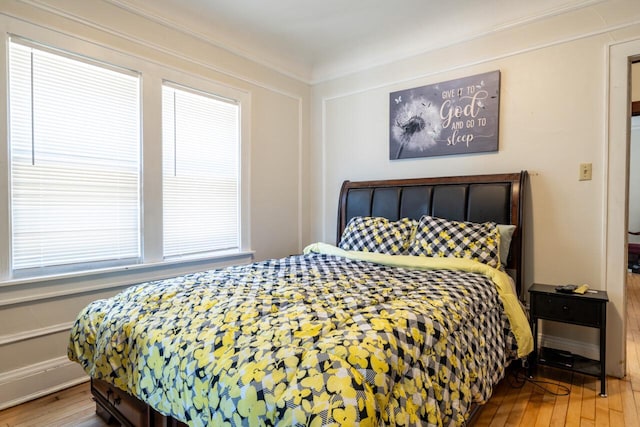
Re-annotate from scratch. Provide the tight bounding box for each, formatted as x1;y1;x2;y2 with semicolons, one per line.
530;310;538;378
599;374;607;397
528;324;536;378
600;307;607;397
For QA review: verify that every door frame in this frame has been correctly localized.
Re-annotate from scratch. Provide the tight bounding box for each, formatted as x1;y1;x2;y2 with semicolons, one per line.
606;38;640;378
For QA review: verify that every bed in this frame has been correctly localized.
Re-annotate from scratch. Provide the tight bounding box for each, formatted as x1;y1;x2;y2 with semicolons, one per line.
68;171;533;427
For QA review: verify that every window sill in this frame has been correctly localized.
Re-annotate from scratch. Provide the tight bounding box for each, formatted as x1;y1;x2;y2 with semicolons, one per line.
0;250;255;307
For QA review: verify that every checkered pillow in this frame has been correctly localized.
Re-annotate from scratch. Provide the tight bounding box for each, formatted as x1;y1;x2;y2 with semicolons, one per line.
407;215;501;267
338;216;416;255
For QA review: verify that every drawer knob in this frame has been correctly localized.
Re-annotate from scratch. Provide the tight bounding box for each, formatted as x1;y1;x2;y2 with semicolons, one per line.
563;305;569;311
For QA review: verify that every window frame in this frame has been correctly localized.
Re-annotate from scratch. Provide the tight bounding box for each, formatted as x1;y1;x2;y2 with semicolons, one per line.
8;36;144;277
161;81;242;259
0;24;252;284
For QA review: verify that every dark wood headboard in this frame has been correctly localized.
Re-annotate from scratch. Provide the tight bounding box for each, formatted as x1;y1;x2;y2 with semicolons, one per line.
336;171;528;298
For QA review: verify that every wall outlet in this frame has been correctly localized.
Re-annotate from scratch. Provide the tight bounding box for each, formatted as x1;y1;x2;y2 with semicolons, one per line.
579;163;592;181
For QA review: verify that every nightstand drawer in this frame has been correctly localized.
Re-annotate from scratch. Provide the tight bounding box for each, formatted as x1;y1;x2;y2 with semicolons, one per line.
531;293;602;327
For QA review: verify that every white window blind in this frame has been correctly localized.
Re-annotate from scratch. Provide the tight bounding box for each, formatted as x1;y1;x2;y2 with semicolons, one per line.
162;83;240;258
9;39;141;274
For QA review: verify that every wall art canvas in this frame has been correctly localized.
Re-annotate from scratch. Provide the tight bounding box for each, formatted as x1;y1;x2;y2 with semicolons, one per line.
389;70;500;159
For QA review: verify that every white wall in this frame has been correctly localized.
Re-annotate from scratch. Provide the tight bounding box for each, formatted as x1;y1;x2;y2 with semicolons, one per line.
0;0;310;408
311;0;640;377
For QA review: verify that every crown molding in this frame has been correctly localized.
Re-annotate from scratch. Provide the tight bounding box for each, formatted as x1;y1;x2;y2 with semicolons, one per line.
105;0;606;86
13;0;311;91
310;0;606;83
319;19;640;102
19;0;610;86
102;0;311;84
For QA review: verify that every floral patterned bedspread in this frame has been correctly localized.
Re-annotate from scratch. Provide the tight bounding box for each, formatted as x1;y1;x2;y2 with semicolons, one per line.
68;251;521;426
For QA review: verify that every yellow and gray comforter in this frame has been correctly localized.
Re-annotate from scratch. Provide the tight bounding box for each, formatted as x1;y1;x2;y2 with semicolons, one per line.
68;243;532;426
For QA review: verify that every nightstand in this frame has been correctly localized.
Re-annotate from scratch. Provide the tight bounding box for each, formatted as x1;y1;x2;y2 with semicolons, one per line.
528;283;609;397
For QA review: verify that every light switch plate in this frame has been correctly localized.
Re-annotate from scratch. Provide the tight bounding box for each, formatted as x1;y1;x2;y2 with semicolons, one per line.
579;163;592;181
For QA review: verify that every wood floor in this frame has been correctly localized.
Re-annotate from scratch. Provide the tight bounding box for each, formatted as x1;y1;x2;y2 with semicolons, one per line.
3;275;640;426
0;382;108;427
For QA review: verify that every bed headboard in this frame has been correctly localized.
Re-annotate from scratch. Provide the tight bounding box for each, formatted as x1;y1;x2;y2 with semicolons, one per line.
336;171;528;298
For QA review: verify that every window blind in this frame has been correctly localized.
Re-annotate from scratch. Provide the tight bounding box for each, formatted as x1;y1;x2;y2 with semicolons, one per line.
162;83;240;257
9;40;141;273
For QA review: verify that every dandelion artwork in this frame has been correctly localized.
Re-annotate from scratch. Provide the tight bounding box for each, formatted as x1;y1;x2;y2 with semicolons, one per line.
389;70;500;159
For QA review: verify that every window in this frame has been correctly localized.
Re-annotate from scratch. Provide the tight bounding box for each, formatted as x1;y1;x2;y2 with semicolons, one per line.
162;83;240;258
8;39;141;275
2;31;249;282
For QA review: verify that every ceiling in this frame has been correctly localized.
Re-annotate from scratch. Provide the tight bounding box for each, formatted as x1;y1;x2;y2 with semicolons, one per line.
111;0;598;83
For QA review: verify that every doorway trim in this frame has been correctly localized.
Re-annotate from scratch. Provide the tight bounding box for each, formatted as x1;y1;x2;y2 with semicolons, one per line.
606;37;640;378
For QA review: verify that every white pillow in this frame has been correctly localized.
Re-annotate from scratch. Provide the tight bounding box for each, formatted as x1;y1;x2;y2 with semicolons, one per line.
497;224;516;266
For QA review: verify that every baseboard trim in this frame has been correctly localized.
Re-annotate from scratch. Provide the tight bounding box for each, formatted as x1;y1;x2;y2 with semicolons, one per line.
0;356;89;410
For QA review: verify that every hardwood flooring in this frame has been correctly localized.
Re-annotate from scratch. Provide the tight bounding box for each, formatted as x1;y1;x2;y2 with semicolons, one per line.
2;275;640;426
0;382;107;427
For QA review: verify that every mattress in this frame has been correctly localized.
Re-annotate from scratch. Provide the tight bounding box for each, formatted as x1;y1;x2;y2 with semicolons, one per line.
68;245;531;426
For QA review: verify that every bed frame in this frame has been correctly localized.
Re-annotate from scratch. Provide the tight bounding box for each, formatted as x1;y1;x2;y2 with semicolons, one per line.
91;171;528;427
337;171;528;298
